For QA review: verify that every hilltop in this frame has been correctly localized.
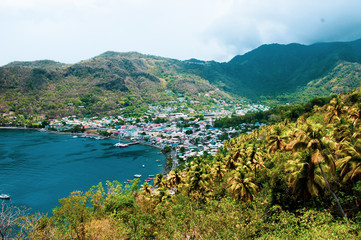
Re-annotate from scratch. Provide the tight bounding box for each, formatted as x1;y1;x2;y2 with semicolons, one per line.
1;39;361;118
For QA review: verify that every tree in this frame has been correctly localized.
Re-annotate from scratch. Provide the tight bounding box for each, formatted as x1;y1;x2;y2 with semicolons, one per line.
0;202;37;240
325;97;345;123
211;161;226;183
267;126;288;153
154;174;166;188
290;124;346;218
163;146;171;153
227;167;258;202
337;139;361;181
140;182;152;196
185;161;213;201
287;150;325;200
167;169;182;189
52;191;92;239
347;104;361;126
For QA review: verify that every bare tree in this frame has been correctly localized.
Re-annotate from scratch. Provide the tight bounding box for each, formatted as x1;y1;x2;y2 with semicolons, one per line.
0;201;37;240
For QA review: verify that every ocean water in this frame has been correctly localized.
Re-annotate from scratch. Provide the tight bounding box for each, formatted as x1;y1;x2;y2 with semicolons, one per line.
0;129;165;214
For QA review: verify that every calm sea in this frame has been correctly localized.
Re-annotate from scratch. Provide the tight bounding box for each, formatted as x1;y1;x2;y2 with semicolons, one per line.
0;129;165;214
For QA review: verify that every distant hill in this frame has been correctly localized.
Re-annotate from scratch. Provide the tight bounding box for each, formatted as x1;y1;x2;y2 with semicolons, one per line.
1;38;361;117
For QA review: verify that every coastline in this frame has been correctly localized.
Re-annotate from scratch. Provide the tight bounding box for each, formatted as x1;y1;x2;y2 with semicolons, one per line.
0;126;173;174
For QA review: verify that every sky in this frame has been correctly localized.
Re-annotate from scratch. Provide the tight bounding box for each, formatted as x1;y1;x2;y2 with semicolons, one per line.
1;0;361;66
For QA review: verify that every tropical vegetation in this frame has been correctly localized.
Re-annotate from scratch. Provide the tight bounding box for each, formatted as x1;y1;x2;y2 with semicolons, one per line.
2;89;358;239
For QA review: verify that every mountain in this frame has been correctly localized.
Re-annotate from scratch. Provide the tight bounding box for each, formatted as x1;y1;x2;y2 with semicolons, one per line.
0;51;231;118
182;38;361;100
1;39;361;117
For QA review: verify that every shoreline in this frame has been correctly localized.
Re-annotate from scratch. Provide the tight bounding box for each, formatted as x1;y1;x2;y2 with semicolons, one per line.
0;126;173;174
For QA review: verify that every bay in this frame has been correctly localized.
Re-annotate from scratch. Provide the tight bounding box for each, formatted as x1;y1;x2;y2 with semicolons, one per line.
0;129;165;214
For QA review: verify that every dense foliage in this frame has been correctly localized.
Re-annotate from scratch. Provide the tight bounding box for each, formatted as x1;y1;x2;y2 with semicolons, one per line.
21;89;361;239
214;95;334;128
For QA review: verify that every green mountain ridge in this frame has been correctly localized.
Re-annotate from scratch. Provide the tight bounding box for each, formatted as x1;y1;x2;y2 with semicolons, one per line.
1;38;361;117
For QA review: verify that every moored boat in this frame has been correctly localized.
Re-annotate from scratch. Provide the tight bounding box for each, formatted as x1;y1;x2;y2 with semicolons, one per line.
114;143;129;147
134;174;142;178
0;194;11;200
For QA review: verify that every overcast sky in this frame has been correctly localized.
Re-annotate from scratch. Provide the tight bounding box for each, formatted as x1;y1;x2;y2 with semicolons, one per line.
1;0;361;66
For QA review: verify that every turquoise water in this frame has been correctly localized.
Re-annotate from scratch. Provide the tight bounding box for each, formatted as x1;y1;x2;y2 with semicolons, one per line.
0;129;165;214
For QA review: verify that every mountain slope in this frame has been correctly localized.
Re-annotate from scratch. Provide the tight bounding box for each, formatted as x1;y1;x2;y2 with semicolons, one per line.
1;39;361;117
0;52;231;117
189;38;361;99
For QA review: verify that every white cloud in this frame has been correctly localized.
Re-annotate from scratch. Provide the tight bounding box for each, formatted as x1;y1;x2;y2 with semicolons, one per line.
204;0;361;58
0;0;361;65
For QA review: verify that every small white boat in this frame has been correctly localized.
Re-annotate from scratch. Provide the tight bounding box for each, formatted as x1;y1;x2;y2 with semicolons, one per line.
0;194;10;200
134;174;142;178
114;143;129;147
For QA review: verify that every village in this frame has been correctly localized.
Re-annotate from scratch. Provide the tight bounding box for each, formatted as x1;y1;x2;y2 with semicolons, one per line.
47;100;269;170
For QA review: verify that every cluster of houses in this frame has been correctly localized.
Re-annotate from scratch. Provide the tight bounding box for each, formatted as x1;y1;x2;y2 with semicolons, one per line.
47;104;267;169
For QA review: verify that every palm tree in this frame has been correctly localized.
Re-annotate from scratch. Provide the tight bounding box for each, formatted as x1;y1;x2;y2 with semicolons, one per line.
167;169;182;189
347;104;361;126
332;117;357;142
227;167;258;202
246;144;265;178
224;153;238;170
326;97;345;123
154;173;167;188
287;150;325;200
185;162;213;201
140;182;152;195
267;126;288;153
211;161;226;183
290;124;346;218
153;186;171;204
336;139;361;181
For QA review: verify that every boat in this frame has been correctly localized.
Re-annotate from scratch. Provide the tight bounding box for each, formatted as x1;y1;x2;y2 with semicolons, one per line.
157;164;162;167
155;160;160;162
114;143;129;147
148;174;154;177
0;194;10;200
114;135;129;147
142;165;145;168
134;174;142;178
145;179;151;182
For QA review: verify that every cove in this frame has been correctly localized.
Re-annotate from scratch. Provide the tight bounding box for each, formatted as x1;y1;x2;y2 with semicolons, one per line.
0;129;165;214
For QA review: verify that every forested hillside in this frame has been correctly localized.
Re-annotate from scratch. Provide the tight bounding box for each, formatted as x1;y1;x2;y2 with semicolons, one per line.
1;39;361;118
0;52;231;118
25;89;361;239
